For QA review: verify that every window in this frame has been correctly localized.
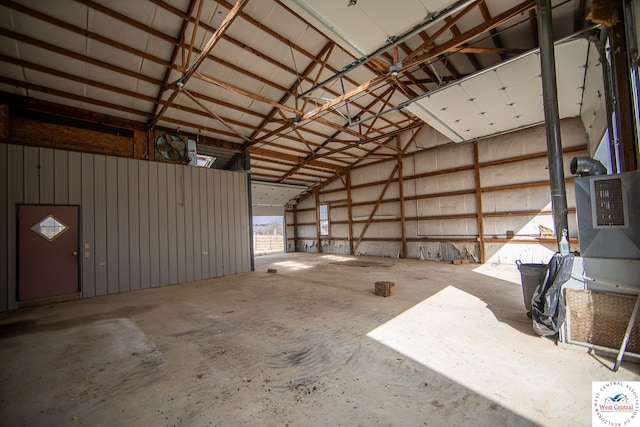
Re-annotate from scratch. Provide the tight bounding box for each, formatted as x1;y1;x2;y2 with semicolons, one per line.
31;215;68;241
319;204;329;236
196;154;216;168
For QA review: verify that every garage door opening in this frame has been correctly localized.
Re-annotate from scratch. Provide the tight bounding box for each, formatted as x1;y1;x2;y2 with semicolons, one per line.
253;216;284;256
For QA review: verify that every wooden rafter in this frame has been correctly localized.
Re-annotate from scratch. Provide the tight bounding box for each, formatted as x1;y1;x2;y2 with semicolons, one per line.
73;0;176;44
182;88;252;143
149;0;249;127
0;28;160;86
444;16;482;73
404;0;481;65
0;76;151;119
249;146;346;172
249;42;335;145
479;0;509;62
184;0;205;70
0;0;169;67
152;0;198;118
201;0;401;128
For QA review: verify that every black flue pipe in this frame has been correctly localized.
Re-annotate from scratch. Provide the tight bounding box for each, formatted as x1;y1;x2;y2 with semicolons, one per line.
570;157;607;176
536;0;569;249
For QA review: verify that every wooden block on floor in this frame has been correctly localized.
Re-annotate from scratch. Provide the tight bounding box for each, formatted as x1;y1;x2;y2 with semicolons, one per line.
267;268;277;273
375;281;395;297
451;259;462;265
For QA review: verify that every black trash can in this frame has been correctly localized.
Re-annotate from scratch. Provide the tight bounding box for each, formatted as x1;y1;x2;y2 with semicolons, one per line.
516;260;548;315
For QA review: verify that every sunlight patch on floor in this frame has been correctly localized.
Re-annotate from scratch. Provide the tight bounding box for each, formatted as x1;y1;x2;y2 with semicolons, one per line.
366;286;551;424
320;255;353;262
473;263;522;285
272;260;313;270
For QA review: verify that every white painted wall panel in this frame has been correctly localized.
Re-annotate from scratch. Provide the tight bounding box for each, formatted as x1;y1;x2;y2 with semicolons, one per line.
482;186;551;214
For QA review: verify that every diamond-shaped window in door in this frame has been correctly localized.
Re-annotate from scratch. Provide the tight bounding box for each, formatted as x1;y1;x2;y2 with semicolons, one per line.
31;215;68;241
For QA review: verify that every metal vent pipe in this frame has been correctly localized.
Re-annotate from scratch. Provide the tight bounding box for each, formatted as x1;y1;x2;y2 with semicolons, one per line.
570;157;607;176
537;0;569;248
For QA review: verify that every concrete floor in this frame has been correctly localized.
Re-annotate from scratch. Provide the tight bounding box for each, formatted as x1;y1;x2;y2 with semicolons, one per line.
1;253;638;427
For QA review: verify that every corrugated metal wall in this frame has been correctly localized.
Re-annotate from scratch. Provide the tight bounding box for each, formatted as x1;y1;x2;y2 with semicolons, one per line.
0;143;251;312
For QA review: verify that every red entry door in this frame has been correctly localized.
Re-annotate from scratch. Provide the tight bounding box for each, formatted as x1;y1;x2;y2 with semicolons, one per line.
18;205;79;301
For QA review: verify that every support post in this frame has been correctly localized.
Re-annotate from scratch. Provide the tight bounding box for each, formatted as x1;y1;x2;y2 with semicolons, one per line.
315;189;322;253
536;0;569;248
610;1;639;172
398;146;407;259
473;142;486;264
595;29;619;173
292;204;298;253
244;149;254;271
346;168;354;255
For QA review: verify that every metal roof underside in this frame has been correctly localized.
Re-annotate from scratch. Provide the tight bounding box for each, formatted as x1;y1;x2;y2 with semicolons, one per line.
0;0;598;199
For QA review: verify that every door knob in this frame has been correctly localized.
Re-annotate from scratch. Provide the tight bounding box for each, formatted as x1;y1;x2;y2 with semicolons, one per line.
72;251;78;256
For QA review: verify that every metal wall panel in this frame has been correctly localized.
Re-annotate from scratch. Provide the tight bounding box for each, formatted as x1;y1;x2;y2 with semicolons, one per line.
157;163;170;287
127;159;140;292
81;153;95;298
241;174;250;272
229;173;238;275
138;161;151;289
117;158;130;293
105;156;119;295
93;155;108;297
0;144;8;311
175;167;187;284
68;152;82;205
23;146;38;204
1;143;252;311
214;169;224;276
147;162;160;288
191;167;203;281
7;147;23;310
39;149;54;204
166;165;178;285
221;172;230;276
183;167;195;283
206;171;217;277
54;150;69;204
199;168;210;279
